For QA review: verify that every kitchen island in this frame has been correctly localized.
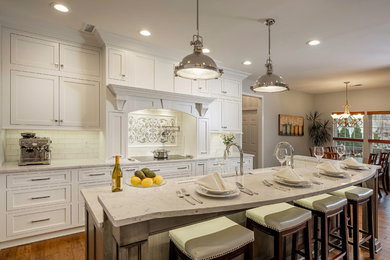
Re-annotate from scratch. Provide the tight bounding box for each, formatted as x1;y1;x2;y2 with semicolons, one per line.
82;156;380;259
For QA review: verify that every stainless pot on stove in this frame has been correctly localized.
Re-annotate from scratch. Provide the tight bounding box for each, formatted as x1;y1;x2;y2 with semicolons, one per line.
152;149;170;159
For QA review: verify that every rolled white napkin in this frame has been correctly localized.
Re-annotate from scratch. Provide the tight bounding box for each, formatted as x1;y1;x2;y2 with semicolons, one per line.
273;167;309;184
342;157;369;169
195;173;228;191
317;161;346;175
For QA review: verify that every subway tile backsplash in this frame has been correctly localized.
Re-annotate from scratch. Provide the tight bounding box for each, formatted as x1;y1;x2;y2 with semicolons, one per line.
4;130;103;162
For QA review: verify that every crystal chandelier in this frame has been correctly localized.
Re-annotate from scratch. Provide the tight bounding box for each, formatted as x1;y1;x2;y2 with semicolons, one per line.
331;81;364;127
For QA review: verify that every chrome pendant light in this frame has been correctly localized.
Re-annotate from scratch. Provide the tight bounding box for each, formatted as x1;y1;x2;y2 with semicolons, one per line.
174;0;223;80
331;82;364;127
251;19;289;93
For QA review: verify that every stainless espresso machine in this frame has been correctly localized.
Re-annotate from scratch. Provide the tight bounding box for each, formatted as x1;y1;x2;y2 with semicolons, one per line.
19;133;52;166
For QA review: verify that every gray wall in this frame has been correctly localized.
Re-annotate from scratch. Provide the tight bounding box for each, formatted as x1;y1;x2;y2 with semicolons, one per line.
243;78;315;167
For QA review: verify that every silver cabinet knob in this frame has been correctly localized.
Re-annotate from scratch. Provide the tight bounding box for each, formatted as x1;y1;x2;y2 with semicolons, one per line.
221;90;227;94
121;74;126;77
54;63;59;68
60;64;64;69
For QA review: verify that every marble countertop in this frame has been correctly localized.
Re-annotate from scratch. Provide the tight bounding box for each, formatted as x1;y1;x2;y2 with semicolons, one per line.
0;153;254;173
96;162;377;227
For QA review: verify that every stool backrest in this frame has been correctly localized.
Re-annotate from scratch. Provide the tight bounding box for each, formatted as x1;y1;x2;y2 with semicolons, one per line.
324;152;338;160
368;153;378;165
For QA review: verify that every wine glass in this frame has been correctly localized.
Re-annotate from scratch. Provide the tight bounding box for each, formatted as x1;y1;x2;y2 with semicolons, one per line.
217;160;227;176
275;148;288;168
337;144;346;160
314;147;324;170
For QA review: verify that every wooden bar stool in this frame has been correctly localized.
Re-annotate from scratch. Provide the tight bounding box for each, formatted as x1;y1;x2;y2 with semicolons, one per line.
245;203;312;260
294;194;349;260
169;216;254;260
330;186;375;259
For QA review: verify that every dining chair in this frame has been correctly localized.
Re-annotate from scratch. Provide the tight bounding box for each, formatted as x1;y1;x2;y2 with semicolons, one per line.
324;152;338;160
377;152;389;197
368;153;378;165
309;147;314;157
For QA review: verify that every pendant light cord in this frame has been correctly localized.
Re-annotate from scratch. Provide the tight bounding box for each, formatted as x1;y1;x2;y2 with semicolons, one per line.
196;0;199;36
345;83;349;105
268;21;271;60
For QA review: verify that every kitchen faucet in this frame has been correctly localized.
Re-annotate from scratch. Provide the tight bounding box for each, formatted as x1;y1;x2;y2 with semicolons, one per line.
224;143;244;175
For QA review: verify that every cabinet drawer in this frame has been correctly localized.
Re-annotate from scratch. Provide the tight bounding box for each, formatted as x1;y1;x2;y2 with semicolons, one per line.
7;185;71;211
143;163;193;179
7;170;70;188
79;182;110;202
78;168;111;183
7;205;71;237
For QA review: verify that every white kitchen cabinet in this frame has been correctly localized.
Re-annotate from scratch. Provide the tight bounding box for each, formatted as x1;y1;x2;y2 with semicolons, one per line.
208;78;223;95
192;80;209;96
222;79;241;98
222;99;241;131
108;112;126;159
11;33;60;71
197;118;209;155
60;77;100;127
195;161;208;176
155;58;174;92
208;99;222;131
131;52;155;90
59;44;100;78
108;48;128;82
174;77;192;94
10;70;59;126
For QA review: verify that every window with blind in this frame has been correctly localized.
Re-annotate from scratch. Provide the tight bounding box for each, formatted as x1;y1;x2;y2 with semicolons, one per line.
332;112;364;159
368;111;390;154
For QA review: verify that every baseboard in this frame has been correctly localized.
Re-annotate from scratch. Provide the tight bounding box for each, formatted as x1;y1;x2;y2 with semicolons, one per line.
0;226;85;250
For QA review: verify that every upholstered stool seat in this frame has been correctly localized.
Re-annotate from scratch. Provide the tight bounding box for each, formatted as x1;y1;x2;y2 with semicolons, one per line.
329;186;375;260
246;202;311;231
169;216;254;260
246;203;312;260
294;194;347;212
330;186;373;201
294;194;349;260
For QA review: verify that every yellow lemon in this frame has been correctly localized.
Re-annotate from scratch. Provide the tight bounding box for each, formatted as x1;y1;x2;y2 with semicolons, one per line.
131;176;141;186
153;175;164;185
141;178;154;187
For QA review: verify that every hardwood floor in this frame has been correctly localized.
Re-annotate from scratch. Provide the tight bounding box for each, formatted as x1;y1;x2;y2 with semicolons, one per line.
0;195;389;260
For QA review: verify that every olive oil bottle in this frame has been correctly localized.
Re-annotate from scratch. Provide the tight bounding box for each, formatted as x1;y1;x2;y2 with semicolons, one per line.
111;156;123;192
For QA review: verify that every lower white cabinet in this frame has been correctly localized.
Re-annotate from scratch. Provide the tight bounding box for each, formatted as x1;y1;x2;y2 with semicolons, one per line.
195;161;208;176
141;162;193;179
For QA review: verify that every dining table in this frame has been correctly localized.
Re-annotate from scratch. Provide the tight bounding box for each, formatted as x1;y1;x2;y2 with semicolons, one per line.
81;156;381;260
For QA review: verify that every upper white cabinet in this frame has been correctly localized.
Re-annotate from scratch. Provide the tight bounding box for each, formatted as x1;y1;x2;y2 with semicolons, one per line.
108;48;128;82
192;80;209;96
209;78;241;99
209;99;241;132
11;70;59;126
60;78;100;127
60;44;100;77
132;53;155;90
155;58;174;92
174;77;192;94
208;79;223;95
10;33;100;79
11;34;59;71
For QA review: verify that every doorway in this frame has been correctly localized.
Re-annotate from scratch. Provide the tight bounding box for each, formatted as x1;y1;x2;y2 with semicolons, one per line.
242;95;263;168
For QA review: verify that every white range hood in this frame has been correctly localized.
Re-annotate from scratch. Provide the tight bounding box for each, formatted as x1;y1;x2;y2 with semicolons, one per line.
108;84;215;116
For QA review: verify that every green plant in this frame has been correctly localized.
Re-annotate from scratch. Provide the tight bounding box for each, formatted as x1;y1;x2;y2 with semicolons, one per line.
306;112;332;146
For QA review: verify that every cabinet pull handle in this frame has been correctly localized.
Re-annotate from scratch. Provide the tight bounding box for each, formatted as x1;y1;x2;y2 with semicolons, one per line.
200;152;207;154
59;120;63;123
177;167;187;170
60;64;64;69
221;90;227;94
151;169;160;172
54;119;59;122
213;163;219;166
198;163;205;166
31;195;51;200
31;218;50;223
121;74;126;77
125;169;136;171
31;177;50;181
88;173;105;176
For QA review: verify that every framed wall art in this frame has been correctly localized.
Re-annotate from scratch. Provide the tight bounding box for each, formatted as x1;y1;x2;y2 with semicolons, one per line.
278;114;304;136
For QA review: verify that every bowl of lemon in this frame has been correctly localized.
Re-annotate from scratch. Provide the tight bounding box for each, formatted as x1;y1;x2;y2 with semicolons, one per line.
128;168;165;188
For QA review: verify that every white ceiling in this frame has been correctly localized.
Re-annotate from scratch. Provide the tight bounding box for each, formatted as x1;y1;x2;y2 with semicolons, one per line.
1;0;390;94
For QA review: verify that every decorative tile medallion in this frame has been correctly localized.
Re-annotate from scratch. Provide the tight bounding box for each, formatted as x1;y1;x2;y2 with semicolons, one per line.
128;113;177;146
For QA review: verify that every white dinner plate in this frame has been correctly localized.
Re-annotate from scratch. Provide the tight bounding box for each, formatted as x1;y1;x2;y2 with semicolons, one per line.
274;178;311;188
195;187;240;198
340;164;369;170
125;180;166;188
319;171;348;178
199;183;237;195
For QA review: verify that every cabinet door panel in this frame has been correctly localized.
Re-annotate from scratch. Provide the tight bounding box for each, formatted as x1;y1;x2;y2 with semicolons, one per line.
133;53;155;89
192;80;209;96
174;77;192;94
155;59;174;92
222;100;241;131
208;79;223;95
60;44;100;77
60;77;100;127
108;112;126;158
11;70;59;126
11;34;59;71
222;79;241;98
108;48;128;82
208;99;222;131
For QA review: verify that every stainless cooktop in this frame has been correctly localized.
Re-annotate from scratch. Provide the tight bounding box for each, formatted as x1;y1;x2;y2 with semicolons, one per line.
128;155;192;162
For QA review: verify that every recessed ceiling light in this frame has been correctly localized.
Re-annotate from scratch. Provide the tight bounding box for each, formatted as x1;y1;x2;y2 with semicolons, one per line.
202;48;210;54
242;60;252;65
51;2;70;13
139;30;151;36
307;39;321;46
